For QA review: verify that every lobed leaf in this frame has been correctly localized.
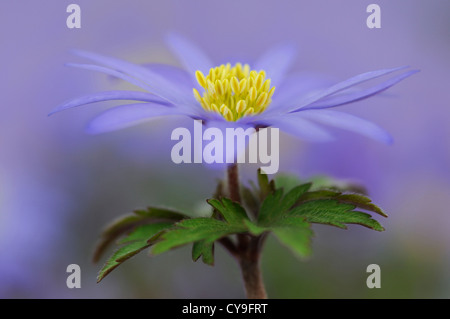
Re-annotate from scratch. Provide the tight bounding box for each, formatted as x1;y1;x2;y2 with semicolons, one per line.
152;218;246;255
207;198;249;226
192;240;215;266
97;222;174;282
290;199;385;231
93;207;187;263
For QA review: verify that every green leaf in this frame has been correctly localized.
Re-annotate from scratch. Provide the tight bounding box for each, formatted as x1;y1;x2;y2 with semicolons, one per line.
274;174;302;193
279;183;312;213
133;207;188;220
257;168;271;198
118;223;173;245
207;198;249;225
192;240;215;266
97;222;173;282
291;199;385;231
241;186;259;218
97;241;150;283
152;218;246;255
271;216;313;258
336;194;387;217
307;175;368;194
257;188;284;225
93;207;187;263
258;183;311;225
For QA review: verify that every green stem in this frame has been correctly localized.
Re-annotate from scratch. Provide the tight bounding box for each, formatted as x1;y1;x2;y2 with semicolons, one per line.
226;164;267;299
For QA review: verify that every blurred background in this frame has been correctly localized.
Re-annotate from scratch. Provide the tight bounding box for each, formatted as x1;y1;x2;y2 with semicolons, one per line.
1;0;449;298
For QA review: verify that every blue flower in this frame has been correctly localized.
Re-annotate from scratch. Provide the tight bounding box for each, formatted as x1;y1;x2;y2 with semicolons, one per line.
51;33;418;144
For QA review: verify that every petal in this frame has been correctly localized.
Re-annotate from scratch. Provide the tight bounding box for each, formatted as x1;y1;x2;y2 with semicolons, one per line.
71;50;197;107
284;65;410;113
253;43;297;87
266;115;334;142
265;72;335;113
143;63;195;93
49;90;169;116
86;103;182;134
65;63;156;92
302;69;420;110
165;33;215;76
298;109;393;144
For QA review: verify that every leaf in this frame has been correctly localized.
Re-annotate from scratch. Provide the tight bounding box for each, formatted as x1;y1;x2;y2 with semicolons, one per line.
257;168;271;198
296;191;387;218
97;241;150;283
133;207;188;221
192;240;214;266
290;199;385;231
274;174;302;193
306;175;368;194
279;183;312;214
152;218;246;255
337;194;387;217
258;183;311;225
118;223;173;245
97;222;173;282
93;207;187;262
207;198;249;225
271;216;314;258
245;215;313;258
241;186;259;218
257;189;284;225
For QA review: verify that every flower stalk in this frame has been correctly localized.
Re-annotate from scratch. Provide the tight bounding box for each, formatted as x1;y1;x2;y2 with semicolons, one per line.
226;164;267;299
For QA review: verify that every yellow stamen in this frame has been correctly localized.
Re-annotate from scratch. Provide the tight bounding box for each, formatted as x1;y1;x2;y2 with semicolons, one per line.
193;63;275;121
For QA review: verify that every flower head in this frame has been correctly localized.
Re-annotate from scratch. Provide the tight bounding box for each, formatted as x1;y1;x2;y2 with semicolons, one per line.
51;33;418;143
193;64;275;121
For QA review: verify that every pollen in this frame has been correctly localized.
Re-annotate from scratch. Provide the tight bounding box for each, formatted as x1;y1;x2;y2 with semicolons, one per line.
193;63;275;121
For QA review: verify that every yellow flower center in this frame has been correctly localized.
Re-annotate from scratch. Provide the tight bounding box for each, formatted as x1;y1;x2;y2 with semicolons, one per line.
193;63;275;121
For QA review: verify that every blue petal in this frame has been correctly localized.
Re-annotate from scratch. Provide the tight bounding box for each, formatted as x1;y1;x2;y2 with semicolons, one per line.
280;65;410;113
266;73;335;112
165;33;215;76
267;116;334;142
65;63;156;93
71;50;197;107
254;43;297;87
86;103;182;134
49;90;169;116
297;110;393;144
302;69;420;110
142;63;196;93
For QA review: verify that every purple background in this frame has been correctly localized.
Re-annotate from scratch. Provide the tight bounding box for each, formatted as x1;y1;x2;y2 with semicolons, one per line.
1;0;449;298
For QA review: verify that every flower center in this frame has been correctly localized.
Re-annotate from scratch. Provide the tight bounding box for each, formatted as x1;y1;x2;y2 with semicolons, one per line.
193;63;275;121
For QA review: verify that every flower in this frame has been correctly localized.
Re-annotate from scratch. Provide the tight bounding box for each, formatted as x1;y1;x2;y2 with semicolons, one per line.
51;33;418;144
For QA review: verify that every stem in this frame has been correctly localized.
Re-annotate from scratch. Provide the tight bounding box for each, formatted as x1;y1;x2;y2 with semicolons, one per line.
239;252;267;299
226;164;268;299
227;163;241;203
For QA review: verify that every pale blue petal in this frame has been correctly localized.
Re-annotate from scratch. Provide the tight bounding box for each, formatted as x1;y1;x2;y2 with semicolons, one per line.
298;109;393;144
165;33;215;76
254;43;297;87
265;73;335;114
143;63;196;93
71;50;197;107
49;91;169;116
302;69;420;110
86;103;182;134
267;116;334;142
66;63;156;93
282;65;410;113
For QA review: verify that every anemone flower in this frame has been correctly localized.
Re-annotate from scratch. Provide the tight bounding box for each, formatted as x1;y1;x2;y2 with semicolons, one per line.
51;33;418;144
